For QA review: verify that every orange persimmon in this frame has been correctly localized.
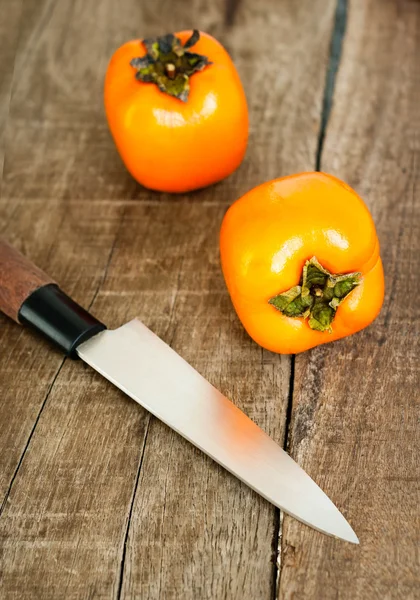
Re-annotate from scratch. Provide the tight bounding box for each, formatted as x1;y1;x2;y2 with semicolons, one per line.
220;172;384;354
104;30;248;193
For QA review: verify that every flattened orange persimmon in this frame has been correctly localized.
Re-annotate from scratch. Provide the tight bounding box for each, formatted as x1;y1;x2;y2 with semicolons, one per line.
220;172;384;354
104;30;248;193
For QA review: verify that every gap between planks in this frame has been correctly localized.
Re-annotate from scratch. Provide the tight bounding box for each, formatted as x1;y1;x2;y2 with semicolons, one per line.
0;359;66;517
0;217;124;516
116;417;152;600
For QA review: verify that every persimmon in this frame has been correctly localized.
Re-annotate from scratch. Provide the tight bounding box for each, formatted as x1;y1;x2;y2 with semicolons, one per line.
104;30;248;193
220;172;384;354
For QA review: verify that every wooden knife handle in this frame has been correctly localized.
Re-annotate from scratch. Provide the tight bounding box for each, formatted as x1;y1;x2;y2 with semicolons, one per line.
0;239;54;322
0;238;106;357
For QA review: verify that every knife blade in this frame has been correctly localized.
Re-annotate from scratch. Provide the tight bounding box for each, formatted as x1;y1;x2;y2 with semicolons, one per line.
0;239;358;543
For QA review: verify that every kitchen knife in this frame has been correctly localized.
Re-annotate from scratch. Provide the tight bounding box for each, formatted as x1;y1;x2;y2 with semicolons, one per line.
0;239;358;543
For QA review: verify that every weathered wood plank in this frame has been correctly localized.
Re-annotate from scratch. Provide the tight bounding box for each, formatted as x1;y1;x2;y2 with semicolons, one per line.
0;199;123;503
93;201;290;600
0;344;149;599
0;0;226;202
106;207;287;600
279;0;420;598
0;0;338;599
1;0;144;202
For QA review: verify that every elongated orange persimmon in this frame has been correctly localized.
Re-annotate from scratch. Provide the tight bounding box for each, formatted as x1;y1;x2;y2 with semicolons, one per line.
220;172;384;354
105;30;248;193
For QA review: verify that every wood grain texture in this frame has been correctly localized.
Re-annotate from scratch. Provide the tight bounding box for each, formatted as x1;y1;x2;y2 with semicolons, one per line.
0;239;54;321
0;0;23;192
278;0;420;598
0;0;338;599
0;199;123;502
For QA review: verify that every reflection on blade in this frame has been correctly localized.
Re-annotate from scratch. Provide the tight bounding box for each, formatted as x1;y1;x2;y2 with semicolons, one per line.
78;319;358;544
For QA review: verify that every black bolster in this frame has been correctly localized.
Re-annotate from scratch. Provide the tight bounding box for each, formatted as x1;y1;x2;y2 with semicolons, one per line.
18;284;106;358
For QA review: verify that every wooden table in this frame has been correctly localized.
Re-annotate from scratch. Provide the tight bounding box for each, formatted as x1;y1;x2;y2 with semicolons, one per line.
0;0;418;598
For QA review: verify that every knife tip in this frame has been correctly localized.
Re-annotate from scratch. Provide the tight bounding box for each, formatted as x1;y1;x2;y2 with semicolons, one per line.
347;528;360;545
341;527;359;545
333;515;359;544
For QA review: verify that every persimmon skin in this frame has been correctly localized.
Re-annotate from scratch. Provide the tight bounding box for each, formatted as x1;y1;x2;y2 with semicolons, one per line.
104;31;249;193
220;172;385;354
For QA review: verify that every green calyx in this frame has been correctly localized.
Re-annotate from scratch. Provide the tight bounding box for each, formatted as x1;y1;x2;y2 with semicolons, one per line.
269;257;362;332
130;30;211;102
